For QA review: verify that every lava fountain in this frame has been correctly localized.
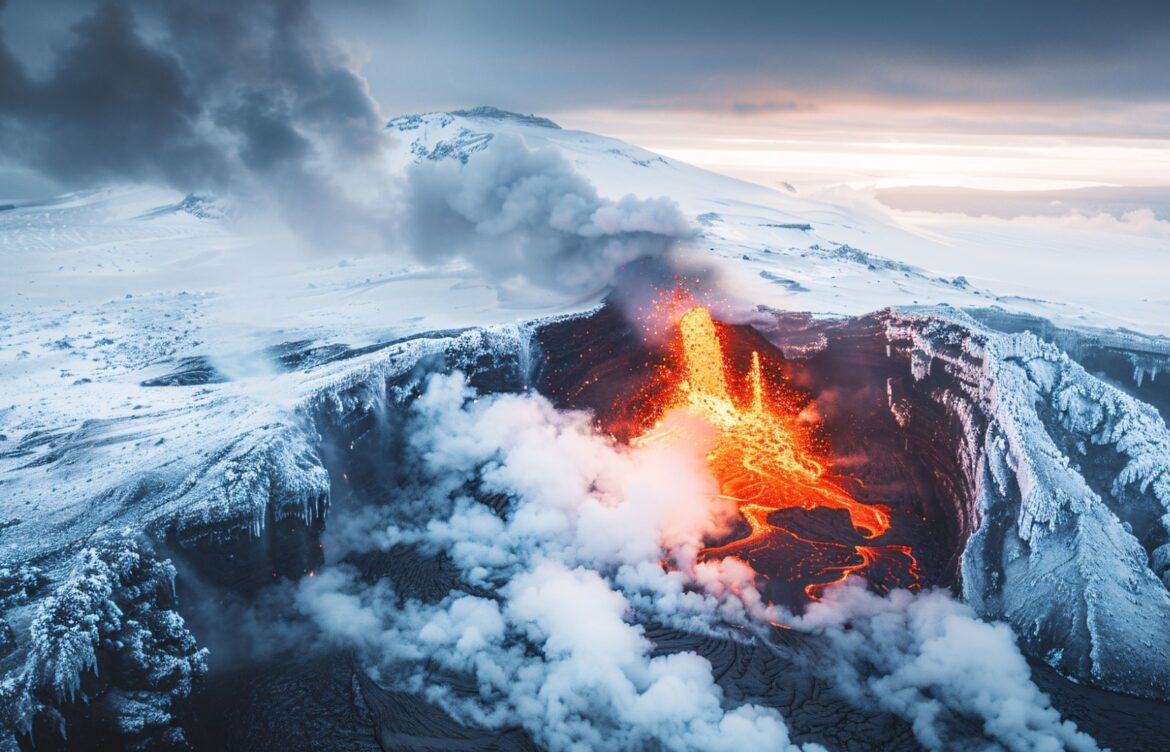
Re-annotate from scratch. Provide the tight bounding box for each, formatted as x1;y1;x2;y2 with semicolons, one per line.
634;304;919;602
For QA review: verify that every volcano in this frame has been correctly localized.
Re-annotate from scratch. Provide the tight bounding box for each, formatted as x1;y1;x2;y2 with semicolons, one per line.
2;110;1169;751
587;300;921;608
640;305;917;599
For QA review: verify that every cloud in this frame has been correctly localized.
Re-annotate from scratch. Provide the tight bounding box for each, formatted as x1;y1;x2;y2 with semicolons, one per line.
794;584;1100;752
0;0;392;247
875;185;1170;222
317;0;1170;120
728;100;807;115
980;207;1170;239
0;3;697;296
0;0;383;187
401;134;696;296
282;371;1097;751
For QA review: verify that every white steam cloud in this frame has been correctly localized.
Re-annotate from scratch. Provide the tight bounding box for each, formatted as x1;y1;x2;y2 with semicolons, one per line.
292;372;1097;752
402;135;696;297
796;585;1100;752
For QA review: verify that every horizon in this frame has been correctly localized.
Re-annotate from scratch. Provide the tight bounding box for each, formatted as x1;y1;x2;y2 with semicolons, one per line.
3;0;1170;205
3;4;1170;751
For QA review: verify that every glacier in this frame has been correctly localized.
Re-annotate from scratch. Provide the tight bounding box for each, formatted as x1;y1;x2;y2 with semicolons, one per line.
2;108;1169;747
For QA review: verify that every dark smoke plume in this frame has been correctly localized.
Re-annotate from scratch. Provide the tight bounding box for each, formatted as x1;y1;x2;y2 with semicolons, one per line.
0;0;703;295
0;0;390;245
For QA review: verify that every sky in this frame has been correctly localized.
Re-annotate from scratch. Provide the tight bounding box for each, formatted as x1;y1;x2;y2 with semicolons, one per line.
2;0;1170;196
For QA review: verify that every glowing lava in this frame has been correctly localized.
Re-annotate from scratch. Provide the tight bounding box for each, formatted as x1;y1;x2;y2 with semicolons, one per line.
636;304;919;601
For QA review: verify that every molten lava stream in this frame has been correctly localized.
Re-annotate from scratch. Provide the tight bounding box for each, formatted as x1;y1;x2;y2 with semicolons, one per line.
637;304;919;602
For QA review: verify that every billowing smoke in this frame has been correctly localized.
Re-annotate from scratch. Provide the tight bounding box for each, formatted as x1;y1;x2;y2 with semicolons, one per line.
284;371;1098;752
0;1;699;297
294;372;813;751
402;134;697;297
0;0;391;247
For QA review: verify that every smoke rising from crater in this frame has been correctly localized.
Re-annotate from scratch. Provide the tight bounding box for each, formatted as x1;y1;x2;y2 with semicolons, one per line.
797;585;1099;752
402;134;697;297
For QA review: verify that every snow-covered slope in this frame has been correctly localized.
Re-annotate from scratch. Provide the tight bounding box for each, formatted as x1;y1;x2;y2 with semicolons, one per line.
2;108;1169;744
386;107;1169;336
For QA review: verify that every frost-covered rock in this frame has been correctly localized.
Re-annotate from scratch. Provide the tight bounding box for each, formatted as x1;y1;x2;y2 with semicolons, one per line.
0;532;207;747
162;420;332;540
0;323;535;742
885;309;1170;700
0;324;533;566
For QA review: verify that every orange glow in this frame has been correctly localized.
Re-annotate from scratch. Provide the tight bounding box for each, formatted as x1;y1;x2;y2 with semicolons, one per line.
634;300;919;601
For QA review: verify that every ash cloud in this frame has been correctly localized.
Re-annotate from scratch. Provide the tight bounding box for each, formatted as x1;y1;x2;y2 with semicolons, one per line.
401;134;697;297
0;0;391;246
285;371;1098;751
0;1;699;297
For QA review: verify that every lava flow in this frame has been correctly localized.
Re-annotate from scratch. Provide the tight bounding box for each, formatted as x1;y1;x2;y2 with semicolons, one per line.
635;304;919;602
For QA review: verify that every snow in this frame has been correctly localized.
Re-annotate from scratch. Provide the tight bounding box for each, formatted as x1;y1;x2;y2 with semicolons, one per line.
882;206;1170;334
885;311;1170;700
0;323;530;563
2;108;1169;741
385;109;1170;335
0;532;207;745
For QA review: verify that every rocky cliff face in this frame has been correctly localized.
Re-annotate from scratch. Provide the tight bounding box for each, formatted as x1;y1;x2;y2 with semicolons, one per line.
884;309;1170;700
4;304;1169;747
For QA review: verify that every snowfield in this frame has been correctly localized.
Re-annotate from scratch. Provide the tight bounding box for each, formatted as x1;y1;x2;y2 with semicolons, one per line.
2;108;1169;748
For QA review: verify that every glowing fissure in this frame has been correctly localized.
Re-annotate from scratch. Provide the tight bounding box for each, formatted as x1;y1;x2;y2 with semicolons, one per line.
636;304;919;601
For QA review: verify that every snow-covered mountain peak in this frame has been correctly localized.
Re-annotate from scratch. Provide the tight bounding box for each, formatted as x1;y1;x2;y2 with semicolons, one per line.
387;106;561;134
448;105;562;129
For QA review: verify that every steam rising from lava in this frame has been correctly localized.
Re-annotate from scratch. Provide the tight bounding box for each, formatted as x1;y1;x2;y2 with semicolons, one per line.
280;304;1097;751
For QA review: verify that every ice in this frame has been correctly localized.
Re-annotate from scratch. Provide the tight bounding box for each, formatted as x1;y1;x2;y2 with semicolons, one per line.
0;533;206;747
886;310;1170;699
